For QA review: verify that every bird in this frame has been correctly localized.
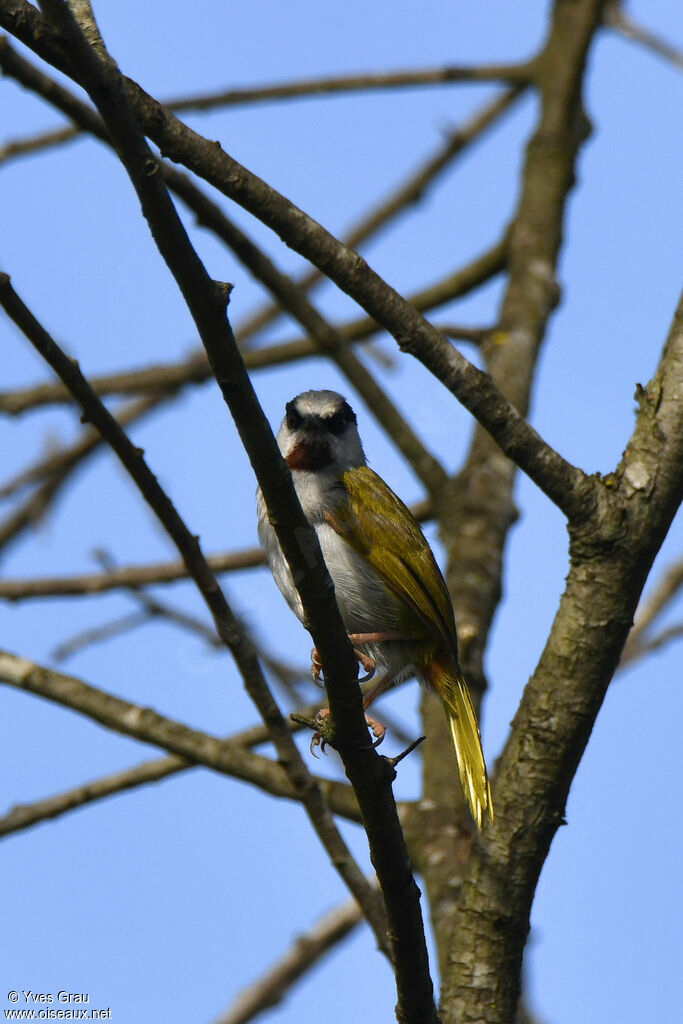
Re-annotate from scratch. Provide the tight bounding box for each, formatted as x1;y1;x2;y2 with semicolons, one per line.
257;389;493;828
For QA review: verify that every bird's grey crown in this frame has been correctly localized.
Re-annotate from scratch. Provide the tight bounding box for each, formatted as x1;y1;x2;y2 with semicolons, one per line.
287;389;356;424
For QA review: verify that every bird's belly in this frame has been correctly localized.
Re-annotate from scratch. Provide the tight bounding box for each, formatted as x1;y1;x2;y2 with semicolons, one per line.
316;522;404;635
257;508;423;679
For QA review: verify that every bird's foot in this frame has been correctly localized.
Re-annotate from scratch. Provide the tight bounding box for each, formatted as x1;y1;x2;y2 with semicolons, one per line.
309;707;386;755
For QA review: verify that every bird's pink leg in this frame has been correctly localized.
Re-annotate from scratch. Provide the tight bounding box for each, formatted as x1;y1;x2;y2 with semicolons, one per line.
310;645;374;681
308;631;404;752
310;631;403;681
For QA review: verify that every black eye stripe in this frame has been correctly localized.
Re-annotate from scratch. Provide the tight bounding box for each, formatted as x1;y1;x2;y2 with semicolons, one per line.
285;400;303;430
324;402;356;434
285;398;356;433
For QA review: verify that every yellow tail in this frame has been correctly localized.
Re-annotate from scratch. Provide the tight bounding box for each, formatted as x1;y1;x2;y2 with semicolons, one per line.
433;664;493;829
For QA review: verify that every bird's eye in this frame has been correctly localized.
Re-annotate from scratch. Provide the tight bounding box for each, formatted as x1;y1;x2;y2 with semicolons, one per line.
326;411;348;435
285;401;303;430
325;401;356;435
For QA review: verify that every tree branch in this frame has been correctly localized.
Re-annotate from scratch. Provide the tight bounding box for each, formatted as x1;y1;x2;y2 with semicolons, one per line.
0;651;362;836
0;496;434;602
214;897;365;1024
0;123;76;164
442;285;683;1022
237;85;522;339
412;0;634;998
0;545;265;599
604;2;683;71
627;556;683;647
620;622;683;669
166;62;531;112
0;394;161;558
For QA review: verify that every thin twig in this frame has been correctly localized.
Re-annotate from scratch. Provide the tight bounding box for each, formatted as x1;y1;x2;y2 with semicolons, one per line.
52;609;152;660
167;63;531;112
0;394;161;557
0;63;527;168
433;324;492;345
0;122;77;165
630;556;683;641
620;622;683;668
619;555;683;665
51;571;312;701
214;897;365;1024
604;3;683;70
0;546;265;600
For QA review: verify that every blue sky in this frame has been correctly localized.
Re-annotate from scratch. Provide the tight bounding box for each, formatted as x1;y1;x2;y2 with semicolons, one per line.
1;3;682;1023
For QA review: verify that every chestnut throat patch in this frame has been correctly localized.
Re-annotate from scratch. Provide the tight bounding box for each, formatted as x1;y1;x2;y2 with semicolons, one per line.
285;438;333;471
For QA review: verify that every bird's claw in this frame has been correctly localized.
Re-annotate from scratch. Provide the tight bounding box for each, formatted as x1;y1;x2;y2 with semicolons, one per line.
365;714;386;747
354;649;376;683
310;708;331;756
310;647;323;682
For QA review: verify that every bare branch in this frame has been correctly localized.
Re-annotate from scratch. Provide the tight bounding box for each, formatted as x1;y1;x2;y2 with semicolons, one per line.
52;609;152;660
443;282;683;1022
167;63;532;112
0;123;76;164
215;897;364;1024
0;60;525;169
0;652;362;837
604;3;683;71
221;85;523;345
629;556;683;643
0;499;432;602
0;394;161;557
433;324;491;346
620;622;683;669
0;545;265;600
0;236;505;414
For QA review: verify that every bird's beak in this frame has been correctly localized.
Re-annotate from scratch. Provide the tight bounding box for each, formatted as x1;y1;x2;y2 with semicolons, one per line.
299;415;324;433
285;417;333;470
